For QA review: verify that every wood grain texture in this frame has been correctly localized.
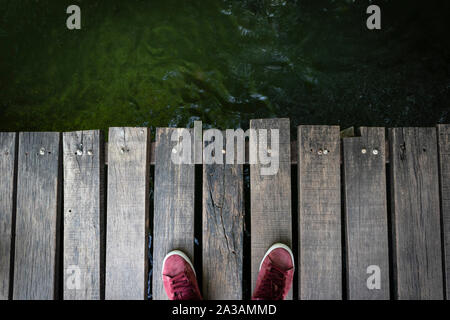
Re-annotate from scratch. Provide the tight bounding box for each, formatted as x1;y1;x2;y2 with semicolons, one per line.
250;118;292;300
389;127;443;300
298;125;342;300
202;132;244;299
105;128;149;300
0;133;17;300
153;128;195;300
343;127;390;300
437;124;450;299
13;132;61;300
63;131;104;300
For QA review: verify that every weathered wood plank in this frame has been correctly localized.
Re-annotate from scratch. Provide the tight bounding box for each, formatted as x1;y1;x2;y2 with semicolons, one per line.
13;132;61;300
298;125;341;300
343;127;390;300
202;131;244;299
250;118;292;300
153;128;195;300
194;121;203;164
105;128;149;300
389;127;443;300
437;124;450;299
63;131;104;300
0;133;17;300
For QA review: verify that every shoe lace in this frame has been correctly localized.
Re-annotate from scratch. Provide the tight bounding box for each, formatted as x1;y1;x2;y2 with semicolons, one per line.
170;272;196;300
254;264;286;300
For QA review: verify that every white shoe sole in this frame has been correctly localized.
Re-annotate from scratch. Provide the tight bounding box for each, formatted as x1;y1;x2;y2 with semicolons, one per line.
259;243;295;271
162;250;196;276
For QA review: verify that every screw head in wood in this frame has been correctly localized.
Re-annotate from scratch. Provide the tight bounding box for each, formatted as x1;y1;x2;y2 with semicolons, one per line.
76;149;83;156
87;150;93;156
361;148;367;154
323;149;329;155
39;147;46;155
172;148;177;154
372;149;379;155
318;149;323;155
221;149;226;154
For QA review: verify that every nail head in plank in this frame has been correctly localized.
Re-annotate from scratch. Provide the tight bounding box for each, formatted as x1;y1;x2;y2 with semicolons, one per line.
343;127;390;300
105;127;150;300
202;131;244;299
250;118;292;300
153;128;195;300
0;133;17;300
298;125;342;300
13;132;61;300
63;130;104;300
437;124;450;299
389;127;443;299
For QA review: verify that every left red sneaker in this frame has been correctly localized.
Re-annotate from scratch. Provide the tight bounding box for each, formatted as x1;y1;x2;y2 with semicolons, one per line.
252;243;295;300
162;250;202;300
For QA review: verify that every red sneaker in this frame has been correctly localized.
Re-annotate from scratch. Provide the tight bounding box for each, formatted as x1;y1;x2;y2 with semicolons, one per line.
252;243;294;300
162;250;202;300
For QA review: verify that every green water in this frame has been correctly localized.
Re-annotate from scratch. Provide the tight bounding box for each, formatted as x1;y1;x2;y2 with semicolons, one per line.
1;0;449;134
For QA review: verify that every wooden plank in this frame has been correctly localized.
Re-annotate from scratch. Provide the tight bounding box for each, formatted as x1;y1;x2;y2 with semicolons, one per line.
63;131;104;300
250;118;292;300
389;127;443;299
0;133;17;300
202;131;244;299
153;128;195;300
105;128;149;300
13;132;61;300
437;124;450;299
298;125;341;300
343;127;390;300
194;121;203;164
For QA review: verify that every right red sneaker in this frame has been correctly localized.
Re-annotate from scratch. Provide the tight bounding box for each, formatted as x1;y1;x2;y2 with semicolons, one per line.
162;250;202;300
252;243;294;300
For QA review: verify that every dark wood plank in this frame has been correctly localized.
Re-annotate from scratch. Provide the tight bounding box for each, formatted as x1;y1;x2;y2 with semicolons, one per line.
389;127;443;299
153;128;195;300
0;133;17;300
13;132;61;300
298;125;341;300
63;131;104;300
250;118;292;300
437;124;450;299
105;128;149;300
202;131;244;299
343;127;390;300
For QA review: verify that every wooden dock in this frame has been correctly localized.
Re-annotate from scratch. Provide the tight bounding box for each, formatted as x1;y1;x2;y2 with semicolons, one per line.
0;119;449;300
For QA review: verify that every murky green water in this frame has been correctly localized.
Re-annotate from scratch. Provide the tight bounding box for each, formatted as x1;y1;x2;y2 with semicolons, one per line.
1;0;449;134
